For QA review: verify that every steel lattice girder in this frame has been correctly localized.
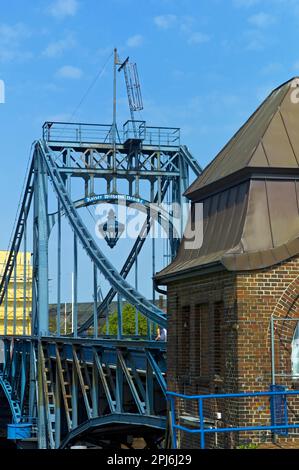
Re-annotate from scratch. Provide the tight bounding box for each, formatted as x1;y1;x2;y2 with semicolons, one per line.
39;141;168;328
0;121;201;448
0;337;167;448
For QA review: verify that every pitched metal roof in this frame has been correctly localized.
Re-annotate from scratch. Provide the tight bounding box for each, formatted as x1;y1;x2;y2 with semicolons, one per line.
185;77;299;200
157;78;299;282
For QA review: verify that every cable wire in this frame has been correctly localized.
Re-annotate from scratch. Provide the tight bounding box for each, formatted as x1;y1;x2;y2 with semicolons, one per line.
67;50;114;124
53;50;114;163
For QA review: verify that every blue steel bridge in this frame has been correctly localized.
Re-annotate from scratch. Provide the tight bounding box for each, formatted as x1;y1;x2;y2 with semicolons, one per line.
0;120;201;449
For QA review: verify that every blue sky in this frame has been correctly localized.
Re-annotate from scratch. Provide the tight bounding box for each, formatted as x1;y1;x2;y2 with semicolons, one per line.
1;0;299;300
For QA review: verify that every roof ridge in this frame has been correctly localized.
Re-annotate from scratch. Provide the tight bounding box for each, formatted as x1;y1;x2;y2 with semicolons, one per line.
252;84;290;154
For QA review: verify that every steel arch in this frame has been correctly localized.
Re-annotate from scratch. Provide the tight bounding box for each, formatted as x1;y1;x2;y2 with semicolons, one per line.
59;414;166;449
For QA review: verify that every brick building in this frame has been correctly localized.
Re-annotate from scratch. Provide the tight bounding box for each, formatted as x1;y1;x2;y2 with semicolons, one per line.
156;78;299;448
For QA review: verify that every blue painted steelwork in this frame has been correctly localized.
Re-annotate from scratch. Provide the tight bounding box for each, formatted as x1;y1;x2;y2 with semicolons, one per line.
60;414;166;449
0;115;201;448
269;385;289;436
42;121;182;149
0;335;167;447
0;158;34;305
0;371;22;423
167;390;299;449
77;180;173;335
35;149;49;337
39;140;167;328
56;199;61;338
7;423;32;439
0;336;167;447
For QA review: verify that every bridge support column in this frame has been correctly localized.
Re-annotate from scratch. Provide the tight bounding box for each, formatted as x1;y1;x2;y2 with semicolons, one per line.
37;342;47;449
146;358;154;415
55;363;61;448
72;361;78;429
92;356;99;418
116;349;123;413
33;148;49;336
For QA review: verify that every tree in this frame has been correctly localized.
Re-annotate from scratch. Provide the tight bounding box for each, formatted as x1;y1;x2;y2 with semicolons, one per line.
103;303;151;336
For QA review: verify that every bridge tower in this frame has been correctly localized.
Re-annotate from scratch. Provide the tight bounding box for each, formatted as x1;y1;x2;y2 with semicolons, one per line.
0;52;202;448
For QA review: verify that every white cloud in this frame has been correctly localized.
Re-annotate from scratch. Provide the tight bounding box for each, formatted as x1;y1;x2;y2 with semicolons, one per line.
46;112;72;122
245;29;268;50
261;62;283;74
180;15;196;34
56;65;82;79
233;0;261;7
154;14;177;29
96;46;113;57
0;23;32;63
234;0;299;13
248;12;276;27
48;0;79;19
172;69;187;79
0;23;30;43
154;14;210;47
0;48;33;62
126;34;144;48
187;32;210;45
43;35;76;58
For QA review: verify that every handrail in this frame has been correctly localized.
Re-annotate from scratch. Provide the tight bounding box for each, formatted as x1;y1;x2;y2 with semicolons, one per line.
167;389;299;449
43;121;181;147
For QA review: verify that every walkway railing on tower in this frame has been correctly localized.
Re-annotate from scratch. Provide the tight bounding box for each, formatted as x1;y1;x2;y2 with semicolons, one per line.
43;121;181;149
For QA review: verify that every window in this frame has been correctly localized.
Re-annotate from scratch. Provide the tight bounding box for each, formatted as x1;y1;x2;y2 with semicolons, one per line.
193;304;202;376
194;303;209;378
214;302;224;377
291;322;299;380
178;305;191;375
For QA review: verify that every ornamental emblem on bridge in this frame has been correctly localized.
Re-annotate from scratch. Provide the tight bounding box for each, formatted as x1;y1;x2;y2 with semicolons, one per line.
97;208;125;248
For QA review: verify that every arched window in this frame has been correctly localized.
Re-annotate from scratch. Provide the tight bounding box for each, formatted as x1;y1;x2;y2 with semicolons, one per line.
291;322;299;379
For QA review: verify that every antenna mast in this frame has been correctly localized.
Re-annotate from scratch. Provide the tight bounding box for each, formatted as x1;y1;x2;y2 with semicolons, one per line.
112;48;118;193
111;47;144;193
118;53;144;137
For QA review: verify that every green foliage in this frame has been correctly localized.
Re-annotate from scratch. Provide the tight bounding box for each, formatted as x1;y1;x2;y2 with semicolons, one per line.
236;442;258;449
103;303;150;336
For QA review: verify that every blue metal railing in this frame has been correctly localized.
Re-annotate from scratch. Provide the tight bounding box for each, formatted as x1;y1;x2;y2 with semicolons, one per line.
43;121;181;148
167;389;299;449
269;384;289;436
123;120;180;147
43;122;114;144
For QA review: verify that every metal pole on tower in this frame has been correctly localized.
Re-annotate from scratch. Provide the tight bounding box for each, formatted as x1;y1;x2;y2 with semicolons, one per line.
64;302;67;335
112;48;117;193
71;272;74;334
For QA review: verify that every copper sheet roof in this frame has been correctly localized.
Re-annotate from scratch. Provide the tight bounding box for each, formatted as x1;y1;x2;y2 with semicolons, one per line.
185;77;299;200
157;78;299;281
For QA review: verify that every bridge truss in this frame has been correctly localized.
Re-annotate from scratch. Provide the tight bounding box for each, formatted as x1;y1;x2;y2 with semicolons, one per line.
0;120;201;448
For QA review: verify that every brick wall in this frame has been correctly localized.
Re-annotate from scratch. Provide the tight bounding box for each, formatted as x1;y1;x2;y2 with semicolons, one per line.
167;269;239;448
166;256;299;448
236;256;299;447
